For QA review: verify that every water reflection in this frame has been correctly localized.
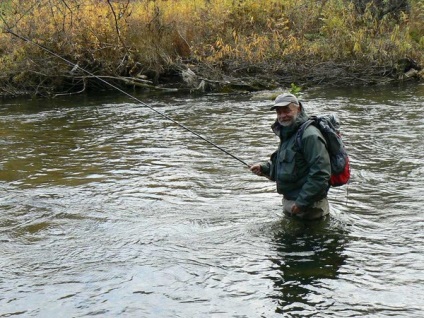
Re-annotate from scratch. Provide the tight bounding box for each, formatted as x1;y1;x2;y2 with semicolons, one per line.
1;84;424;317
269;217;348;316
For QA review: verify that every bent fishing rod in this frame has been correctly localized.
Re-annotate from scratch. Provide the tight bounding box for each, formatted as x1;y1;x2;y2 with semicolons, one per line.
3;27;250;168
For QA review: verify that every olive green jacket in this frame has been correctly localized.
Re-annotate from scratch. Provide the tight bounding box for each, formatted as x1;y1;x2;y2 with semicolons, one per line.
260;112;331;209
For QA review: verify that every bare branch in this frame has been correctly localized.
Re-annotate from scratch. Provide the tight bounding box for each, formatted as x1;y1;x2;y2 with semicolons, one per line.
106;0;129;53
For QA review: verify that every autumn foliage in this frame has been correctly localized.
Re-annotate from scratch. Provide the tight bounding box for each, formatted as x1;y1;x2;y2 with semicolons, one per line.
0;0;423;97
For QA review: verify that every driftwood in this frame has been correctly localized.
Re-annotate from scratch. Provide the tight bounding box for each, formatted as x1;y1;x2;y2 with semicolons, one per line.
181;67;276;93
76;60;423;95
54;78;87;97
2;58;422;99
53;74;179;97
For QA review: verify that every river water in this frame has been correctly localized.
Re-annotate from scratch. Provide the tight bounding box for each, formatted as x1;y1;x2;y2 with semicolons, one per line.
1;84;423;317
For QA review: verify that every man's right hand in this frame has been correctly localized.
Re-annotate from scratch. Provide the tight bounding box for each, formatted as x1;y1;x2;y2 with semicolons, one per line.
249;164;263;176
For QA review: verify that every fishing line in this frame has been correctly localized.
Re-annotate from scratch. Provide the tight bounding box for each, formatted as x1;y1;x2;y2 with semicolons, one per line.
2;25;250;168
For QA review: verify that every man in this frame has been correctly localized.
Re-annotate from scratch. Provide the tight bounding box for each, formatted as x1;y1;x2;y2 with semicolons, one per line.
250;93;331;220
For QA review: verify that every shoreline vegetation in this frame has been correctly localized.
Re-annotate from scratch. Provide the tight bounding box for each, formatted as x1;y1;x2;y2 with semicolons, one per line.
0;0;423;99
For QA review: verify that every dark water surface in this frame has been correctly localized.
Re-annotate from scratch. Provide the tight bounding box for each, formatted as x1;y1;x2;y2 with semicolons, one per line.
1;84;423;317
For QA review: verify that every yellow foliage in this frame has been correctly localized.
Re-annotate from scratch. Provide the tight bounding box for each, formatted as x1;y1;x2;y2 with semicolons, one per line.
0;0;422;88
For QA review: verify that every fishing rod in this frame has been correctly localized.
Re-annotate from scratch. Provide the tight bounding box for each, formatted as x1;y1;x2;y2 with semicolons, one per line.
2;25;250;168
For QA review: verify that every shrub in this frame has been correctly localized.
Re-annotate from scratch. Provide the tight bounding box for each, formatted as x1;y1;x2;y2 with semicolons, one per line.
0;0;422;96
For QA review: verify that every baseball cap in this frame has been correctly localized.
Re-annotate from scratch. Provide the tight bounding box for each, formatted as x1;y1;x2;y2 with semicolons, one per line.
270;93;299;110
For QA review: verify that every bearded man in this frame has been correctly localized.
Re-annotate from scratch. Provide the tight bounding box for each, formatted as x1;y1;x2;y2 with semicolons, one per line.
250;93;331;220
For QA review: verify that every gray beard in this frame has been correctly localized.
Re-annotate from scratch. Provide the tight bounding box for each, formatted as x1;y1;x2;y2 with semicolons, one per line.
278;113;298;127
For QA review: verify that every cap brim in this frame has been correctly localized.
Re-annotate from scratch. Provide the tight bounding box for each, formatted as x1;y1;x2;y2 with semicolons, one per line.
270;102;291;111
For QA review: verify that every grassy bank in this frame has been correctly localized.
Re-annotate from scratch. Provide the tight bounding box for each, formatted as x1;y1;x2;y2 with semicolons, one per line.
0;0;423;97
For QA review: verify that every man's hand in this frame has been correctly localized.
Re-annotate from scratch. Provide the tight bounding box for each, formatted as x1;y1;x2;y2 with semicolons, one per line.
249;164;263;176
291;204;302;214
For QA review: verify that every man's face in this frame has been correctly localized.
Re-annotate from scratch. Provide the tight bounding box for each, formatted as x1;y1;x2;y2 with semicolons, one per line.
275;103;300;127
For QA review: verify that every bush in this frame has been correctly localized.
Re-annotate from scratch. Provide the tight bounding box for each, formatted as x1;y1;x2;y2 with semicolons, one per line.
0;0;422;97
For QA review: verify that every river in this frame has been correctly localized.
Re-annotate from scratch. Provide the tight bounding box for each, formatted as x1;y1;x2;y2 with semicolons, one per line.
1;84;423;317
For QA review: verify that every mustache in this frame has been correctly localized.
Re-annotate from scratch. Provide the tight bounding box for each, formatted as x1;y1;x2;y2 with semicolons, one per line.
278;114;298;126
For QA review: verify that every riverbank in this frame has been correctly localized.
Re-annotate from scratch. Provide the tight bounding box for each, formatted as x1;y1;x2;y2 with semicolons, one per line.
0;57;422;99
169;57;423;94
0;0;423;98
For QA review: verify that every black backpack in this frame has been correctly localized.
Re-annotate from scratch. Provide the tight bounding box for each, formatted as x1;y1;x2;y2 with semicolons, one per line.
295;115;350;187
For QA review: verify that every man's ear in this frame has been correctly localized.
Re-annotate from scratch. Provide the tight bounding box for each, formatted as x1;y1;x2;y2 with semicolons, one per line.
298;102;303;112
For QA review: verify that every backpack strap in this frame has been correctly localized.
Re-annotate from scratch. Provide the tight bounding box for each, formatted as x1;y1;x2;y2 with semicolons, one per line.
295;119;314;153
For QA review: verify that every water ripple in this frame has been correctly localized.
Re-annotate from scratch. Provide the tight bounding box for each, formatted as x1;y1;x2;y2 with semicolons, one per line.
1;86;424;317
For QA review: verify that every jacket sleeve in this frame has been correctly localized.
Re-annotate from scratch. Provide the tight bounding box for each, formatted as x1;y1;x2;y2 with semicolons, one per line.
260;150;277;181
295;129;331;208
